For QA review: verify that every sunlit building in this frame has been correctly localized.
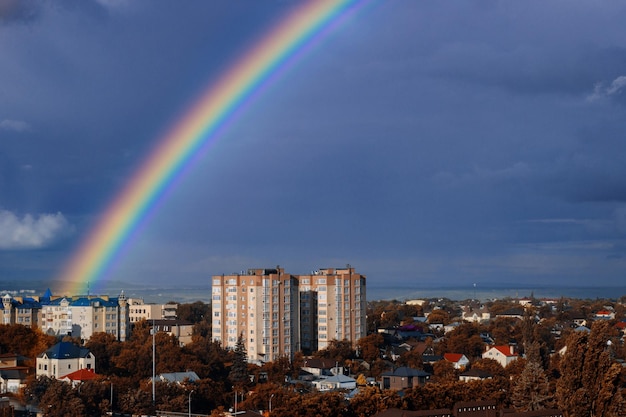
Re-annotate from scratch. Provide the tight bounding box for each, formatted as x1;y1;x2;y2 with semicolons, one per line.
211;265;366;361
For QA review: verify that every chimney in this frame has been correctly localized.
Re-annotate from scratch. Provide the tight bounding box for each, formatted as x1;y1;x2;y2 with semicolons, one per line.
510;345;515;355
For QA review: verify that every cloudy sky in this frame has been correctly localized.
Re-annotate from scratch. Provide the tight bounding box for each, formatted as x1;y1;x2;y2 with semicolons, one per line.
1;0;626;294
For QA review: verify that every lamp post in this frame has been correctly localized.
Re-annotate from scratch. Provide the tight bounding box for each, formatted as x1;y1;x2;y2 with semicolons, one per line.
110;382;113;415
188;389;194;417
152;319;156;405
269;393;275;415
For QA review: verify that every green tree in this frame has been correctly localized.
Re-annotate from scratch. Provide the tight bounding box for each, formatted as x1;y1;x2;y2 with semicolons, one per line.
228;334;249;390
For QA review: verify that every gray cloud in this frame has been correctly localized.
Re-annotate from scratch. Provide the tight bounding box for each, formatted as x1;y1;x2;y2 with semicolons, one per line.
0;0;41;24
0;210;72;249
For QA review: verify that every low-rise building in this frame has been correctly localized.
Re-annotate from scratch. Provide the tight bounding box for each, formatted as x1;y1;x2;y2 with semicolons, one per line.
36;342;95;379
381;367;430;390
128;298;178;323
482;345;518;368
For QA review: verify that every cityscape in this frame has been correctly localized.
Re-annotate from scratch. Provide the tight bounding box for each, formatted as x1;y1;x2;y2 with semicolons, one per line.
0;265;626;416
2;1;626;416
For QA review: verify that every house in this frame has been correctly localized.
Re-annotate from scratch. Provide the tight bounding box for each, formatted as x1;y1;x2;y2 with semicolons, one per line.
594;310;615;320
36;342;95;379
0;353;31;394
0;369;29;394
301;358;339;376
61;368;99;387
152;371;200;384
461;306;490;323
459;368;493;382
381;367;430;390
422;354;443;365
149;319;194;346
313;374;356;391
388;345;411;361
443;353;469;370
482;345;518;368
495;309;524;320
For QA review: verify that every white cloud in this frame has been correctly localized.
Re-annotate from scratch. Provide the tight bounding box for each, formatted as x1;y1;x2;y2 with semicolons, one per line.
0;119;31;132
0;210;71;249
587;75;626;101
606;75;626;95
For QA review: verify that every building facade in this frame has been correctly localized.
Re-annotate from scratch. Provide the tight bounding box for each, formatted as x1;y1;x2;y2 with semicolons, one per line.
127;298;178;324
36;342;95;379
212;265;366;361
1;291;133;342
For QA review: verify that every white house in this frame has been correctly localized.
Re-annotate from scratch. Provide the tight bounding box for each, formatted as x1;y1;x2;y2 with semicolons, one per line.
443;353;470;370
482;345;518;368
313;374;356;391
36;342;95;379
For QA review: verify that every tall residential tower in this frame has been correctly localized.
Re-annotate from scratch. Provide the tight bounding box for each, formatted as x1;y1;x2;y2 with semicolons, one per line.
212;265;366;361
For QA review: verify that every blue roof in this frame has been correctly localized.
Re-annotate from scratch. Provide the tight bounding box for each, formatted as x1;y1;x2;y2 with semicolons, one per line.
70;297;117;307
40;342;91;359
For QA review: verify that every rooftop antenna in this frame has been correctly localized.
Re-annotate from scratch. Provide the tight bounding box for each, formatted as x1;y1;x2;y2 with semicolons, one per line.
87;282;90;297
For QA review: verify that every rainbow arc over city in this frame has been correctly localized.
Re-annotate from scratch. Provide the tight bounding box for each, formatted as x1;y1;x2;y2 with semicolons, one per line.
56;0;361;296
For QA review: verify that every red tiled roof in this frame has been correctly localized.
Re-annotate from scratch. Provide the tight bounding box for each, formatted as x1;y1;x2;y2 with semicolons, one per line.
444;353;464;363
62;368;98;381
492;346;518;357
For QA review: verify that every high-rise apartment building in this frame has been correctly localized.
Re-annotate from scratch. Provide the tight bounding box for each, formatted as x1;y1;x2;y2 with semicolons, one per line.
212;265;366;361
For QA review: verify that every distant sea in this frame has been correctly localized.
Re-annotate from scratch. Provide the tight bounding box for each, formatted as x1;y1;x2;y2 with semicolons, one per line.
2;281;626;304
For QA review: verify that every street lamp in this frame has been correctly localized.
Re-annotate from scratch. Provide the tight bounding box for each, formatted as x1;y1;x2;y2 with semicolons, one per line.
269;393;275;415
188;389;194;417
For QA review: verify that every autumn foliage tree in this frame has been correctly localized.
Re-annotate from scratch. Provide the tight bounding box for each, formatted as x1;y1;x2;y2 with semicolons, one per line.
511;344;554;411
556;320;625;417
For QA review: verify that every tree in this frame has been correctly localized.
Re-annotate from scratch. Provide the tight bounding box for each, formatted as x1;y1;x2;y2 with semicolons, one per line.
350;386;400;417
85;332;121;375
273;391;351;417
313;339;355;363
39;379;85;417
556;320;625;417
0;324;56;362
511;355;554;411
357;333;384;364
432;360;457;383
177;301;210;323
396;348;423;369
228;334;249;390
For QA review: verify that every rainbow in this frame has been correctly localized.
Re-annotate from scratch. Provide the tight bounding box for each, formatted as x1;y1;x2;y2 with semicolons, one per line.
57;0;362;295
